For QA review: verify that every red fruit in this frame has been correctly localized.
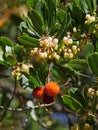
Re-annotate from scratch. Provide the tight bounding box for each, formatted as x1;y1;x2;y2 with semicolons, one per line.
44;82;60;97
43;95;54;104
32;87;45;99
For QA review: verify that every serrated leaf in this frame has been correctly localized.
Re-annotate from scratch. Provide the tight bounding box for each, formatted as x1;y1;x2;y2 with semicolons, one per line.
18;34;39;47
29;67;43;88
57;12;71;40
85;43;94;57
6;55;16;65
33;62;48;84
69;88;85;106
70;0;85;25
88;53;98;76
0;37;14;47
85;0;96;14
62;95;82;112
28;10;45;35
80;0;89;13
45;0;57;28
68;59;87;71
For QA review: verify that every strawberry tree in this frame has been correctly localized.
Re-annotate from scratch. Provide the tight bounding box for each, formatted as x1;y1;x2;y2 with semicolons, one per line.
0;0;98;129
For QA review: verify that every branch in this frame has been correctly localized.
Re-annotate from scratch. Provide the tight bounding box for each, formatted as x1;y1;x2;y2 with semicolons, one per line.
0;102;54;112
0;77;17;121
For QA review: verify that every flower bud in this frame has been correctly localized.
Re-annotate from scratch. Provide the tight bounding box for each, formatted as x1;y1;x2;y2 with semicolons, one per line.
69;53;74;59
39;52;47;59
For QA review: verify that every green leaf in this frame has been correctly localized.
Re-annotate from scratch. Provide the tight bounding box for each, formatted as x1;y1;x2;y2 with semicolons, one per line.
26;0;40;9
58;10;66;24
18;34;39;47
62;95;82;112
45;0;57;28
80;0;89;13
41;1;49;28
0;61;7;66
92;96;98;114
85;0;96;14
6;55;17;65
29;67;43;88
69;88;85;106
28;75;40;88
68;59;87;71
70;0;85;25
50;23;60;35
0;37;14;47
85;43;94;57
33;62;48;84
88;53;98;76
57;12;71;40
96;42;98;53
28;10;45;35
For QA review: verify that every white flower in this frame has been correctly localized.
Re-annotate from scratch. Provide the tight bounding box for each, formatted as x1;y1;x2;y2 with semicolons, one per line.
39;52;47;58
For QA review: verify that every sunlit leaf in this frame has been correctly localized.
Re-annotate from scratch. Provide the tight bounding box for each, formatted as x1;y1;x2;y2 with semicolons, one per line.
62;95;82;112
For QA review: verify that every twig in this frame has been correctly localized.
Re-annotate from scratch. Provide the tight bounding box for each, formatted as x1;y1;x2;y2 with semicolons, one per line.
45;63;53;83
0;103;54;112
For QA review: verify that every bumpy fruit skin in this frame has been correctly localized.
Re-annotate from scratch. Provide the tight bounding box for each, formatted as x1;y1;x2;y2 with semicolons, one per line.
44;82;60;96
43;95;54;104
32;87;45;99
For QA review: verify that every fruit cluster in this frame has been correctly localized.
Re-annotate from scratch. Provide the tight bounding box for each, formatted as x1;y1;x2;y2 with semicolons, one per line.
32;81;60;104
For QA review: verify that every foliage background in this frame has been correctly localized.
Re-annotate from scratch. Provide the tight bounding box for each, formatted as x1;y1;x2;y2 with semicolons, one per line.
0;0;98;130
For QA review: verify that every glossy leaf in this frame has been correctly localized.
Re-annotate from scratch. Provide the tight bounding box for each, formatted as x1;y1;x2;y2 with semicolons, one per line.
26;0;35;8
57;12;71;40
62;95;82;112
68;59;87;71
80;0;89;13
18;34;39;47
85;43;94;57
0;37;14;47
33;62;48;84
28;10;45;35
6;55;17;65
92;96;98;114
69;88;85;106
88;53;98;76
85;0;97;14
29;67;43;88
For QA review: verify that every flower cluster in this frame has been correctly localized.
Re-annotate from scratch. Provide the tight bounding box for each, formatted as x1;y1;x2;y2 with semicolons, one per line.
85;14;96;24
31;34;80;62
12;63;32;78
59;34;80;59
31;36;59;62
87;88;98;96
71;123;93;130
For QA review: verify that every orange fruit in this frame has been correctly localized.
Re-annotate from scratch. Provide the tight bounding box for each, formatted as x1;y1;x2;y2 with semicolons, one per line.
32;87;45;99
44;82;60;96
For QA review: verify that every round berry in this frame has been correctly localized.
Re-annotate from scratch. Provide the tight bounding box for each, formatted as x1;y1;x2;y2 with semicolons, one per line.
44;82;60;97
32;87;45;99
43;95;54;104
